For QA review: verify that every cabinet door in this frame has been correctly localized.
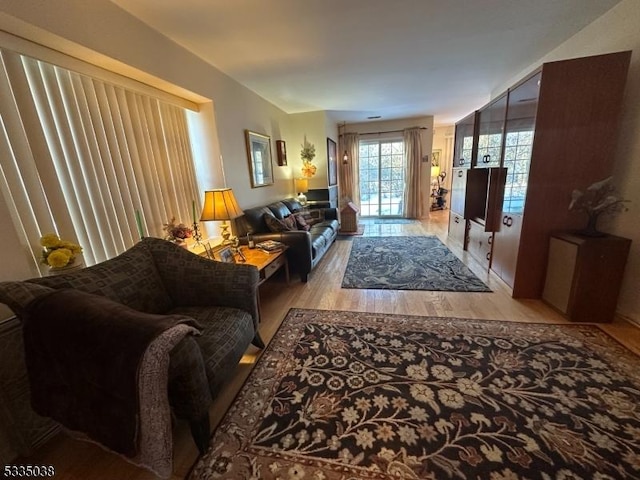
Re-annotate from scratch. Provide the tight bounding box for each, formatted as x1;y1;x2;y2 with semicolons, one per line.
448;213;467;249
453;112;476;168
449;168;468;216
501;72;540;215
491;213;522;288
476;95;507;168
467;220;492;270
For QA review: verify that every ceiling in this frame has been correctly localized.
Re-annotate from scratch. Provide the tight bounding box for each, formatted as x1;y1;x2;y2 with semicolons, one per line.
110;0;620;126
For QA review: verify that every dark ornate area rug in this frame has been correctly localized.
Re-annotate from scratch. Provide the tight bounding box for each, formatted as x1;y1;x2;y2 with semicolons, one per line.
341;236;491;291
190;309;640;480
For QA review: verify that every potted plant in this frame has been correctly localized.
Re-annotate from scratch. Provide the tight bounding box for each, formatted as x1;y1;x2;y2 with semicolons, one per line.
569;177;629;236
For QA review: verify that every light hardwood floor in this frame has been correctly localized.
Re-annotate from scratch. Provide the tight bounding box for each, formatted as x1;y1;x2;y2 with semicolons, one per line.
14;211;640;479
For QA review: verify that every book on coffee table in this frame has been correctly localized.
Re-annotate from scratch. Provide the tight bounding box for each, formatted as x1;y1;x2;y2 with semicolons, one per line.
257;240;285;252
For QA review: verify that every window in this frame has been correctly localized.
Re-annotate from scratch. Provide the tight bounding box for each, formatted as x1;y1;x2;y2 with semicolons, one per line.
359;140;405;216
0;46;200;271
502;130;534;213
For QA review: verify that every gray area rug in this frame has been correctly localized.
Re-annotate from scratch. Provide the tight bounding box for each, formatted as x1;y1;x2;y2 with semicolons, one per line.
342;236;491;291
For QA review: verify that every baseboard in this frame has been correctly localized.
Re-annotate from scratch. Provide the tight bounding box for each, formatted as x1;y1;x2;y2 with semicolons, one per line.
616;312;640;328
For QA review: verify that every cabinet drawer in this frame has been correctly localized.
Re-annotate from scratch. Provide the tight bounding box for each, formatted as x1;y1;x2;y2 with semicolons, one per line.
263;255;286;280
467;220;493;270
448;213;467;248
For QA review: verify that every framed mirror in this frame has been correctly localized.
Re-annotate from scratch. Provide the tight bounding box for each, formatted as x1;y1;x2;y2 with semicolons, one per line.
245;130;274;188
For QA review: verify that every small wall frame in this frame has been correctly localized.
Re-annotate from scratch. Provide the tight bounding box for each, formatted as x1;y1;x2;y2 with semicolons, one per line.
276;140;287;166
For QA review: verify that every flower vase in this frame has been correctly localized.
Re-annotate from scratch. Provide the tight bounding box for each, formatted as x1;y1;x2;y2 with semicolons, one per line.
579;214;605;237
49;259;84;276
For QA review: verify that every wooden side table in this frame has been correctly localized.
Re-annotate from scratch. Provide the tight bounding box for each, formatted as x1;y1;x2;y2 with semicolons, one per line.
237;246;289;285
542;232;631;323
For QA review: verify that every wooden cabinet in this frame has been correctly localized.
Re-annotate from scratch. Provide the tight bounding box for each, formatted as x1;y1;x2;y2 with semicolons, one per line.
450;51;632;298
491;72;539;289
450;52;631;295
542;233;631;322
452;112;476;168
506;52;630;297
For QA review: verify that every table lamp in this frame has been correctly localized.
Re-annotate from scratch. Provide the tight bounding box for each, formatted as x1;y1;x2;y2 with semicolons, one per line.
295;178;309;206
200;188;244;244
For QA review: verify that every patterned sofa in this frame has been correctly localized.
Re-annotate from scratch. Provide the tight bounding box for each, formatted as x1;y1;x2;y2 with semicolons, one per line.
235;198;339;281
0;237;260;474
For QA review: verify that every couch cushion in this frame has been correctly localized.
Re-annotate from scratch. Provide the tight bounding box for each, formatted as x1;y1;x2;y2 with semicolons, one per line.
265;214;296;232
168;306;254;396
267;201;293;220
239;206;273;234
293;213;310;231
30;243;173;314
310;234;327;258
311;219;340;233
281;198;303;213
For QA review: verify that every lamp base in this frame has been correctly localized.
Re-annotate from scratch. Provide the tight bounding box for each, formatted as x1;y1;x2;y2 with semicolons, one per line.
297;192;307;206
220;221;232;244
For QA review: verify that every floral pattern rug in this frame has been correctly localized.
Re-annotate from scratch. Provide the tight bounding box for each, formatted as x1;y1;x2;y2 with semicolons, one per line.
189;309;640;480
341;236;491;291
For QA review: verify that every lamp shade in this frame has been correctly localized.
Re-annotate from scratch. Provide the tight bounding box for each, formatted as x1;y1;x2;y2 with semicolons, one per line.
200;188;244;221
431;165;441;178
294;177;309;194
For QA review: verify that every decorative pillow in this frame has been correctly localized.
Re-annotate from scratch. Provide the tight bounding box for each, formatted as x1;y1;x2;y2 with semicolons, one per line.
293;213;310;231
264;214;295;232
283;214;297;230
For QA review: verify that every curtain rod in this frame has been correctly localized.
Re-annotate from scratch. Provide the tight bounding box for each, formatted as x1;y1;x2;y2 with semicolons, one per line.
342;127;428;136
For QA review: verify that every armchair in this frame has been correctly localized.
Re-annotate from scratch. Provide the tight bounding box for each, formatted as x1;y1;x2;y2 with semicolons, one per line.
0;237;261;478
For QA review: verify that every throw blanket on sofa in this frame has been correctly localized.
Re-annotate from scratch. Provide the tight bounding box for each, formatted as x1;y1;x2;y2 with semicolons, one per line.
21;288;201;477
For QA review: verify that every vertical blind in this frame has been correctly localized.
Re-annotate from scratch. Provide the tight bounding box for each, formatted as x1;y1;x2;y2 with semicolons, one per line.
0;47;200;270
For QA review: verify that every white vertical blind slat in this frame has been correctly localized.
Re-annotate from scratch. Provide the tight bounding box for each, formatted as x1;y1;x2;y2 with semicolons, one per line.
1;52;64;239
0;47;200;269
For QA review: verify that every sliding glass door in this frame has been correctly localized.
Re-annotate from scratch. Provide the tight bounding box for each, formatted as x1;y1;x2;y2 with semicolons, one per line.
359;140;405;216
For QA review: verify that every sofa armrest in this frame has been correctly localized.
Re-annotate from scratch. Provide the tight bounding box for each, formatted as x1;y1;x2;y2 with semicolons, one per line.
323;207;338;221
247;231;313;277
143;238;260;326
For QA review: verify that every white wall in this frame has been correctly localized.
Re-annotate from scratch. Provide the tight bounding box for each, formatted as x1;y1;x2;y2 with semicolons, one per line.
490;0;640;323
346;117;434;218
0;0;301;283
432;125;455;193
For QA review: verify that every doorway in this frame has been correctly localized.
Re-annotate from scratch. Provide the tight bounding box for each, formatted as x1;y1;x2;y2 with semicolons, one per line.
358;139;405;217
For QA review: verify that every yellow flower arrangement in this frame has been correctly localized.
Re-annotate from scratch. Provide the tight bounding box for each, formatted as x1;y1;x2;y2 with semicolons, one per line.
40;233;83;268
300;136;317;178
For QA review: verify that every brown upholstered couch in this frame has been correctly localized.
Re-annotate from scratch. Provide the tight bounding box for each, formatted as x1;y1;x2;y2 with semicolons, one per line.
235;198;339;282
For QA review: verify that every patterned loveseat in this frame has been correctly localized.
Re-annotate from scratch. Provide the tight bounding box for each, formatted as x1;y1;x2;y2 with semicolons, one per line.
0;237;260;475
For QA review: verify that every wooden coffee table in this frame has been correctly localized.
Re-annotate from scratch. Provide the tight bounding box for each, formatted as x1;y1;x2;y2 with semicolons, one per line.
236;246;289;286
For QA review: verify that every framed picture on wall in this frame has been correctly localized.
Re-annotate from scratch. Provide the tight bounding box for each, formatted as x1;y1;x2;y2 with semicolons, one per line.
245;130;274;188
327;138;337;186
432;149;442;167
276;140;287;166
